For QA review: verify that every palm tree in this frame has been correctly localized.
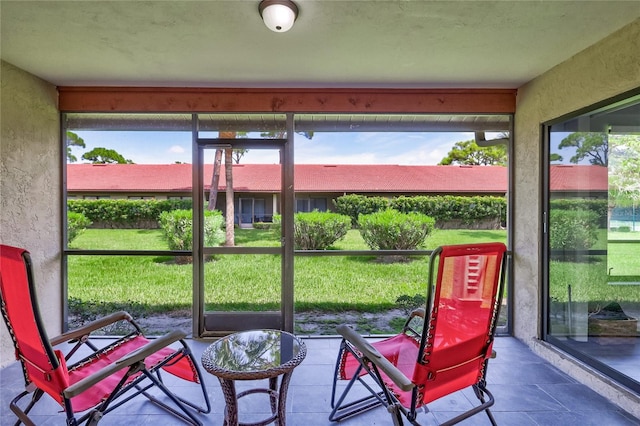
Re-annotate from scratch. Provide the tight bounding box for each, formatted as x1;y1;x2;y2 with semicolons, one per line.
207;131;237;246
224;146;235;246
207;149;223;210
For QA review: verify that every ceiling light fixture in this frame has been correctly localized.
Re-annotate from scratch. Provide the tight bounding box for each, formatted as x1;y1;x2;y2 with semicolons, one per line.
475;132;510;147
259;0;298;33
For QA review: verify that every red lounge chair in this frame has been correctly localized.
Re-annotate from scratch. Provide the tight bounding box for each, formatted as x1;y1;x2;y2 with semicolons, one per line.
0;244;211;425
330;242;507;425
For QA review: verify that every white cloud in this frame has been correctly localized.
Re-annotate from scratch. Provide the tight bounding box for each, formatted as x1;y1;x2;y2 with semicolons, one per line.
169;145;185;154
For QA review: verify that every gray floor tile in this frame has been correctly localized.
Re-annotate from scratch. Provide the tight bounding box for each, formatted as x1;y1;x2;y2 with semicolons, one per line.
527;410;640;426
537;382;623;412
487;361;574;385
1;336;638;426
485;384;569;412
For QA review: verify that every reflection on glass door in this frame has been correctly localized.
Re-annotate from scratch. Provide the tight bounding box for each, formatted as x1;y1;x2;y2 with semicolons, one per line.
544;92;640;393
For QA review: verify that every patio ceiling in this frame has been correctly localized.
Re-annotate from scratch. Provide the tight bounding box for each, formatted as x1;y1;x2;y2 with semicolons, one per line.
1;1;639;89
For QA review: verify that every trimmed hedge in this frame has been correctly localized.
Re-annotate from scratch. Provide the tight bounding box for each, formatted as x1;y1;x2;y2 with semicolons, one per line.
333;194;389;226
294;211;351;250
67;212;92;243
334;194;506;227
549;199;608;228
549;209;599;251
68;199;192;227
391;195;505;224
358;209;435;250
158;209;224;250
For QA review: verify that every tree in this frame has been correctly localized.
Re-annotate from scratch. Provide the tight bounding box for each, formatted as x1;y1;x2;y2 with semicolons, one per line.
225;148;235;246
232;149;248;164
208;149;223;210
208;130;314;245
66;131;86;162
608;135;640;229
207;132;238;246
557;132;608;166
82;147;133;164
438;139;507;166
549;153;564;163
208;133;248;212
260;130;314;141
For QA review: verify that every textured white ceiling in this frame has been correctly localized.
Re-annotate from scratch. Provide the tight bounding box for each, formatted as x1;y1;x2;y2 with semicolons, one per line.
1;1;639;88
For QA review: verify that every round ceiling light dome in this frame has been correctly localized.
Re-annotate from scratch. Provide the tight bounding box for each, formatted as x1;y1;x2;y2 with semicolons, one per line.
259;0;298;33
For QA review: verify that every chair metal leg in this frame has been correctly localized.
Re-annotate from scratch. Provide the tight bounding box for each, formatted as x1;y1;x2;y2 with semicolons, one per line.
440;385;496;426
329;343;390;422
330;339;347;409
143;369;206;426
10;389;42;426
387;403;405;426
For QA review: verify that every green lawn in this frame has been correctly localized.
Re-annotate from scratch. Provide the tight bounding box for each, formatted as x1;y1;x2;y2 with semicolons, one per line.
548;231;640;305
68;227;640;334
68;228;507;317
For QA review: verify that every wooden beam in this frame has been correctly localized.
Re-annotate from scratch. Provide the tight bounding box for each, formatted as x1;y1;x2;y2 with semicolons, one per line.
58;87;516;114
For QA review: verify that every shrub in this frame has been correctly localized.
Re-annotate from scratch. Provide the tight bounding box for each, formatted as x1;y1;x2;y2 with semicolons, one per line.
67;212;92;243
550;199;608;227
67;199;192;226
549;209;599;251
335;194;506;228
253;222;272;230
391;195;505;225
294;211;351;250
159;209;224;250
395;294;426;315
333;194;389;227
358;209;435;250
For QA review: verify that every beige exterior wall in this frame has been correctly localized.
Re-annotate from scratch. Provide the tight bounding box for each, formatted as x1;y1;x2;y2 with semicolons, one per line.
513;19;640;416
0;61;61;366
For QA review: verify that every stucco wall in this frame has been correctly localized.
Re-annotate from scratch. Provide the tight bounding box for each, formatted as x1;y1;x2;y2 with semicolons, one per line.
0;61;61;366
513;19;640;415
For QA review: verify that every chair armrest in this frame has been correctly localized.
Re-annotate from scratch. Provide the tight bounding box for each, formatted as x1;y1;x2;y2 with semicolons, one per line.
63;330;186;398
409;308;425;319
50;311;133;346
337;325;415;392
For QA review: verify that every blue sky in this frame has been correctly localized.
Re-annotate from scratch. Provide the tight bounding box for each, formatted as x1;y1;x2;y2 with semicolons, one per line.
70;131;483;165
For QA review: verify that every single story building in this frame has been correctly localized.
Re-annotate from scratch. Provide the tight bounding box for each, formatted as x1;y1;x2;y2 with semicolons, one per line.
67;163;607;225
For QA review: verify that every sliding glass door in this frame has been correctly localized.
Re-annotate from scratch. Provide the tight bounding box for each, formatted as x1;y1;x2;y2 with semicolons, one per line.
543;91;640;393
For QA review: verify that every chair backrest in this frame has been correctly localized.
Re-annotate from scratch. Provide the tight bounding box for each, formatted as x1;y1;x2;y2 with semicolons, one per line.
414;242;506;404
0;245;69;403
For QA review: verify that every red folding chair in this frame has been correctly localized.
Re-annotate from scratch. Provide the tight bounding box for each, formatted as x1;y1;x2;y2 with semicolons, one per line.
0;244;211;425
330;242;507;425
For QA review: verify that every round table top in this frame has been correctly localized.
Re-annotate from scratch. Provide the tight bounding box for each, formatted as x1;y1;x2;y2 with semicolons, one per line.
201;329;307;380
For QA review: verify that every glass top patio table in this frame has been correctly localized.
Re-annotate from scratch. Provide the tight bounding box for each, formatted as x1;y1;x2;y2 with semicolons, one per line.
201;329;306;426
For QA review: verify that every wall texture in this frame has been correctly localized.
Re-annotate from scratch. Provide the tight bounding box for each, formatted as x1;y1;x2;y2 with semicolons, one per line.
513;18;640;416
0;61;61;366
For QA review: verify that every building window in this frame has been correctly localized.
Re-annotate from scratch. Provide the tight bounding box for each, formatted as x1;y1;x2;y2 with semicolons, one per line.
296;197;327;212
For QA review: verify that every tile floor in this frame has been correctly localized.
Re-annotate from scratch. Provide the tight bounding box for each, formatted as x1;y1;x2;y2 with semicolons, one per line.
1;336;638;426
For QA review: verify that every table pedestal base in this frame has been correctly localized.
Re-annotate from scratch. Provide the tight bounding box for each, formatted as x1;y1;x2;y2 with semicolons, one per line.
220;373;293;426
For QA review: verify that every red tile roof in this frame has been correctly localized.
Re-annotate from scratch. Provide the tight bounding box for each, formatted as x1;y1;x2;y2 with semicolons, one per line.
66;163;607;194
549;165;608;192
67;163;507;194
